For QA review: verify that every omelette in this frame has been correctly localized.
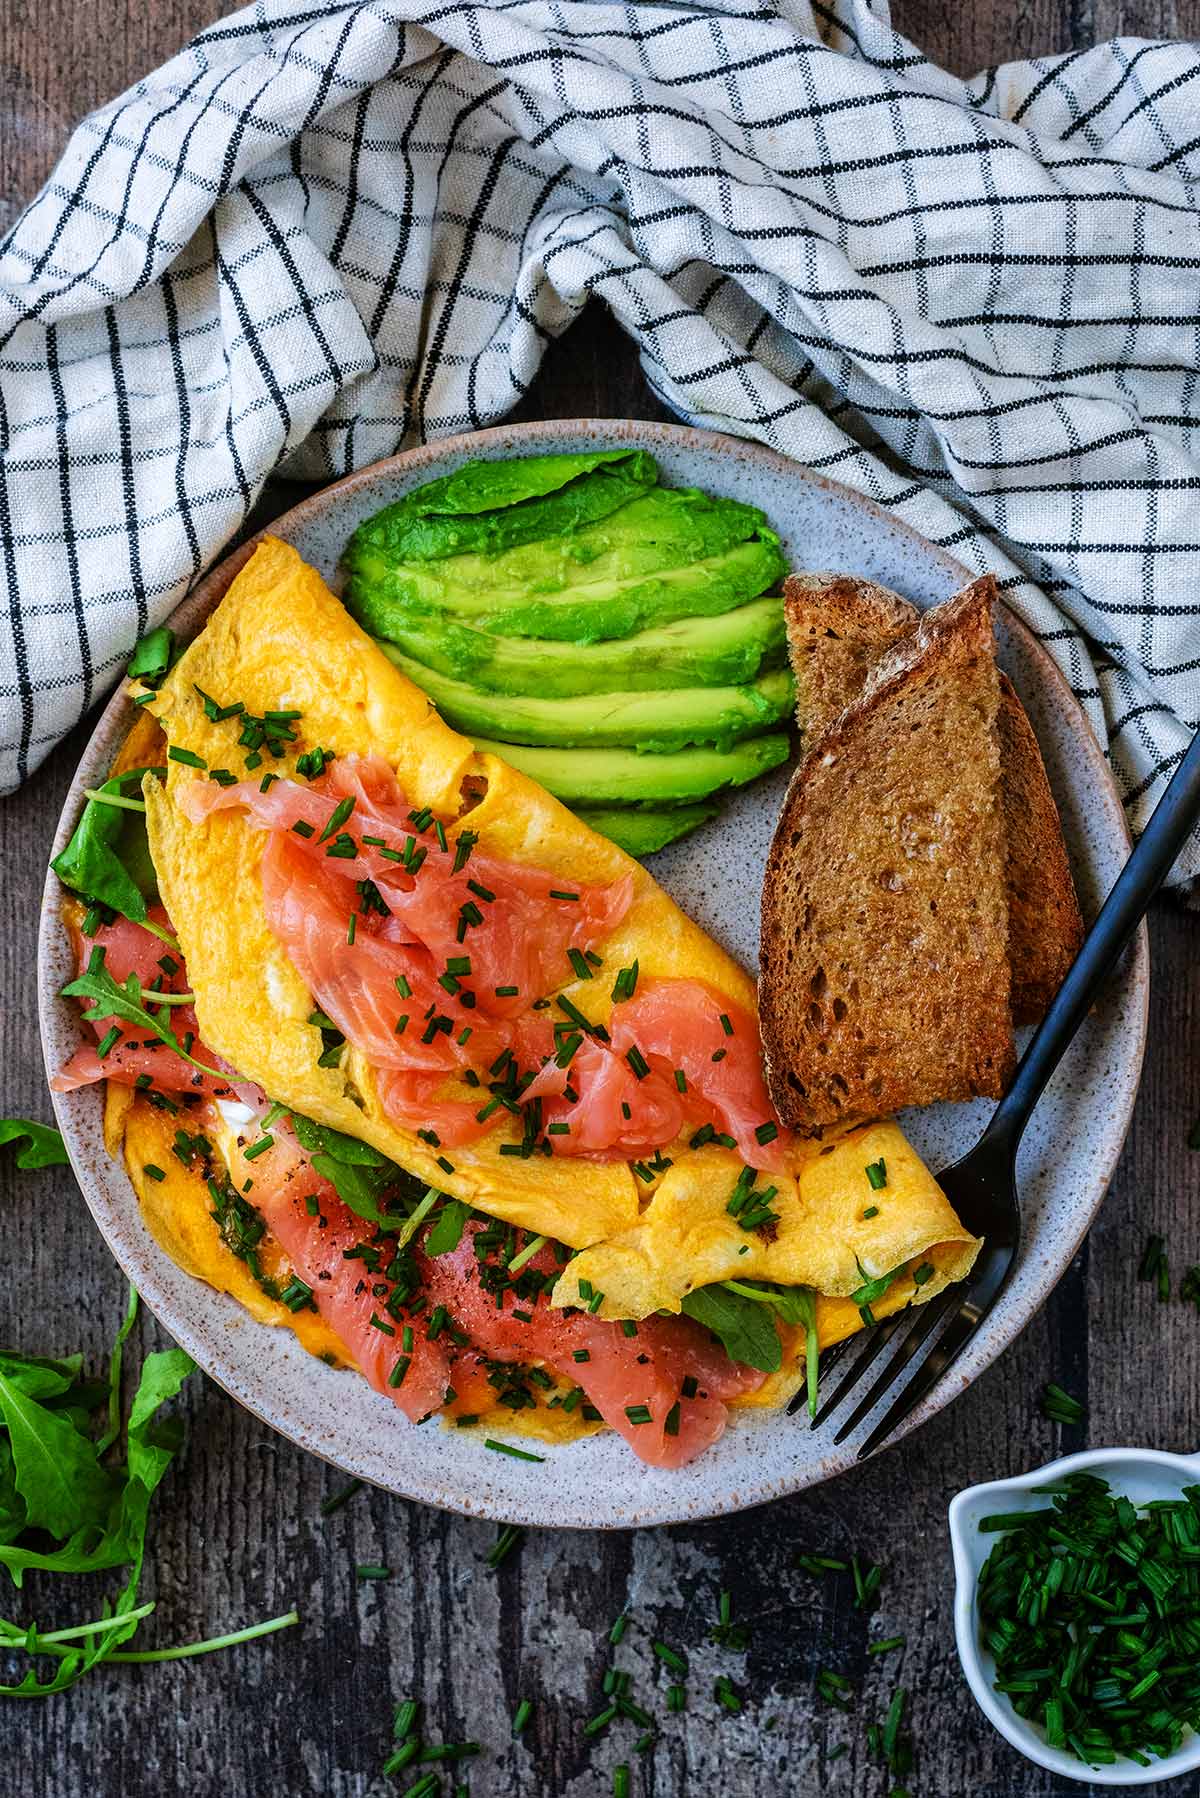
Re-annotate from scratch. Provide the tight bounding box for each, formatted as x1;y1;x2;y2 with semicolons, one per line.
52;537;980;1467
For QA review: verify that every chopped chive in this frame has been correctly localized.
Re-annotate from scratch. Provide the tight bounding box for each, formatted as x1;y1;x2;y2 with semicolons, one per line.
714;1673;741;1714
486;1524;525;1569
609;1614;628;1646
718;1012;734;1036
869;1636;905;1656
356;1563;390;1581
865;1157;887;1189
317;795;355;845
653;1642;687;1675
320;1480;363;1517
1040;1381;1085;1425
168;745;206;769
393;1699;419;1742
485;1439;545;1464
512;1699;533;1736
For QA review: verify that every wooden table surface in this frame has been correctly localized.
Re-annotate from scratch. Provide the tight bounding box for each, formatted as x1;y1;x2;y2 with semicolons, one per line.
4;3;1200;1794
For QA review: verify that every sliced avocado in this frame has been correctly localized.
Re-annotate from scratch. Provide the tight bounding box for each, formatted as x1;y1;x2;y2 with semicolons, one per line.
574;803;719;857
473;733;792;803
345;487;785;643
392;652;794;752
372;595;787;697
346;449;658;564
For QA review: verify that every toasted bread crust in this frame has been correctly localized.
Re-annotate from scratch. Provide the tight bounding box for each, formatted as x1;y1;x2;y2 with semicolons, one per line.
784;573;913;742
995;686;1085;1020
760;579;1015;1133
781;571;1083;1026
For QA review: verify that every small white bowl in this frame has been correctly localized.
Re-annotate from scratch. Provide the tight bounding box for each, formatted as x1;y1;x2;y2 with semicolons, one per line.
950;1447;1200;1786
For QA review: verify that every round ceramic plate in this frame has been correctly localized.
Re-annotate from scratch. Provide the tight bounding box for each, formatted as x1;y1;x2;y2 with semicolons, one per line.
39;420;1147;1528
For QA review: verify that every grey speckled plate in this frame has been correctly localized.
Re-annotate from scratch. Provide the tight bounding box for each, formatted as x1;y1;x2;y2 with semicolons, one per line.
38;420;1147;1529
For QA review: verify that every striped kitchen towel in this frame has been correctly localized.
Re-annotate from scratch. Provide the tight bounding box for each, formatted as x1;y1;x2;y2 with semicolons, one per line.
2;0;1199;875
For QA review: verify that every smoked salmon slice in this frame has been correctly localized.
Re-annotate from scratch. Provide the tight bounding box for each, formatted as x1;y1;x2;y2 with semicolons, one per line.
52;909;234;1099
243;1126;452;1425
419;1228;765;1469
176;756;788;1164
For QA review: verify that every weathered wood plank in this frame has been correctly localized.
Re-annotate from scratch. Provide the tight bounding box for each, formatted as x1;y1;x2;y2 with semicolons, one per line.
2;2;1200;1795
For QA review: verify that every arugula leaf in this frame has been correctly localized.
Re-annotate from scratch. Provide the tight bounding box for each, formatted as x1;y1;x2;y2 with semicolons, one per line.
0;1371;115;1541
95;1283;139;1457
122;1347;195;1499
425;1198;471;1258
681;1285;782;1373
127;626;175;688
0;1353;82;1402
59;964;226;1081
0;1441;23;1547
51;767;161;922
309;1154;403;1227
290;1113;388;1167
721;1280;813;1326
301;1115;426;1228
791;1286;820;1420
850;1258;905;1324
0;1119;67;1170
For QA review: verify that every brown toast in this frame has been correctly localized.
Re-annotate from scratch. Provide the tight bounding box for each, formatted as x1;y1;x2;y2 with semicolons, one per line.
783;573;1083;1024
759;579;1016;1134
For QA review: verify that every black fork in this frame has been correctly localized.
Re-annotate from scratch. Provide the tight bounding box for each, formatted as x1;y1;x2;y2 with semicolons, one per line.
791;723;1200;1460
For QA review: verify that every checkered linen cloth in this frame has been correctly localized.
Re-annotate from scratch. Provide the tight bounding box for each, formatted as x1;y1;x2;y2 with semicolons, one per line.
3;0;1199;875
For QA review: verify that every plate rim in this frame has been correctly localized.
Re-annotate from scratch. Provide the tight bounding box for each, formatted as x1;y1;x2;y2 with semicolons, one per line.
37;417;1149;1527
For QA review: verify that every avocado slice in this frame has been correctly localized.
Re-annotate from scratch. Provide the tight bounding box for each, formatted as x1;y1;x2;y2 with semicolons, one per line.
574;803;719;857
347;449;658;564
345;488;785;643
372;596;787;697
472;733;792;803
390;651;794;752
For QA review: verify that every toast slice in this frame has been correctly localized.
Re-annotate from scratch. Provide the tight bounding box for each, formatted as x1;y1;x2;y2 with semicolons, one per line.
760;578;1015;1133
783;573;1083;1024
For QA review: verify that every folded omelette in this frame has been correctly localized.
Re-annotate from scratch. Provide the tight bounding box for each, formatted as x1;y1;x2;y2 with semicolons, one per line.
55;537;979;1466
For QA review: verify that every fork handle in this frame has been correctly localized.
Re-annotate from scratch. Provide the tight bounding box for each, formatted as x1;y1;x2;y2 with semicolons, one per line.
981;724;1200;1157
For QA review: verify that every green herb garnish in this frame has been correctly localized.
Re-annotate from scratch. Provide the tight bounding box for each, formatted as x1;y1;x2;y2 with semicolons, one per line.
1039;1381;1085;1426
0;1120;68;1170
60;963;226;1082
52;766;163;922
977;1471;1200;1767
127;629;175;687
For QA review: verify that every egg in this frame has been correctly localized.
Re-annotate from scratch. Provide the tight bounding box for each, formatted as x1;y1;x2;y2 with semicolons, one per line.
133;535;978;1329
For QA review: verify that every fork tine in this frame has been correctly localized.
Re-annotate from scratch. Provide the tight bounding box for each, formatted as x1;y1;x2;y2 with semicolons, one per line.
785;1333;855;1416
854;1299;981;1460
808;1310;905;1429
830;1286;959;1445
